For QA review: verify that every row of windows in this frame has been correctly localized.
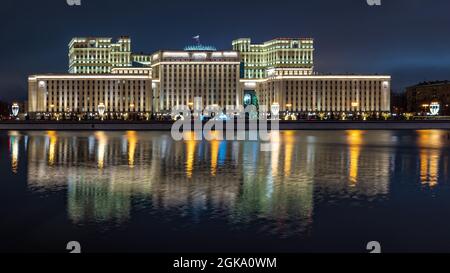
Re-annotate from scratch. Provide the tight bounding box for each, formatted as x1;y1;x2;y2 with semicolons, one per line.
262;82;387;90
163;64;238;69
163;81;237;86
163;74;237;79
47;84;145;89
45;80;147;85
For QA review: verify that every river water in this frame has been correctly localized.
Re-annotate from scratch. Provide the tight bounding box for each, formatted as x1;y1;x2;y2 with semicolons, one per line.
1;130;450;253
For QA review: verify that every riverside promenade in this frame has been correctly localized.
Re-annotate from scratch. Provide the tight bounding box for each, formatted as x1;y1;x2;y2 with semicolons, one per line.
2;120;450;131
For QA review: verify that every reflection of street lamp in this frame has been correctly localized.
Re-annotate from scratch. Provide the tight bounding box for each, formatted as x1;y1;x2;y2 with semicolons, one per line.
11;103;19;118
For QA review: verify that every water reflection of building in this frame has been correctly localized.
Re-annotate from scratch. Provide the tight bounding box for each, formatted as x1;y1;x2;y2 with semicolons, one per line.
25;132;244;224
234;132;315;237
23;131;317;233
18;130;449;235
307;131;391;197
27;131;155;223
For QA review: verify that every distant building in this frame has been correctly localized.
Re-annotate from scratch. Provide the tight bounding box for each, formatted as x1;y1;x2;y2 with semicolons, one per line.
68;37;132;74
406;81;450;115
232;38;314;79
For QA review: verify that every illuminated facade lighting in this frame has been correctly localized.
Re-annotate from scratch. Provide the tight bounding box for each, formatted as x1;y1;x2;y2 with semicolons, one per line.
68;37;132;74
28;74;152;116
26;36;392;117
251;72;391;113
232;38;314;79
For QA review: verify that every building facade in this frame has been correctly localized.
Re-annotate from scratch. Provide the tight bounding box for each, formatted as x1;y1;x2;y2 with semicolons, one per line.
232;38;314;79
406;81;450;115
27;36;392;118
68;37;132;74
28;74;152;118
242;71;391;114
151;50;241;113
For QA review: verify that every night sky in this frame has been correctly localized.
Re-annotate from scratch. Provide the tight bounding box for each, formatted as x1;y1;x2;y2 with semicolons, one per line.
1;0;449;102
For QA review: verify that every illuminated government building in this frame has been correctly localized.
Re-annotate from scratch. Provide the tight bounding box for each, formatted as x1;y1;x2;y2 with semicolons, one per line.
151;49;241;113
28;36;391;118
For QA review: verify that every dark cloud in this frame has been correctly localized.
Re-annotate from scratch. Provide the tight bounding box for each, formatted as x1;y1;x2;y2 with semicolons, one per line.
0;0;449;101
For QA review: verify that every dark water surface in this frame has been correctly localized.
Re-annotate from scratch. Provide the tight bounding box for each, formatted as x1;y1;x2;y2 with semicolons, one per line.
1;130;450;253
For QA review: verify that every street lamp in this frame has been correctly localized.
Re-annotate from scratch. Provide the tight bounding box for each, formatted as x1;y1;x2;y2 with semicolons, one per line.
11;103;19;118
98;103;106;120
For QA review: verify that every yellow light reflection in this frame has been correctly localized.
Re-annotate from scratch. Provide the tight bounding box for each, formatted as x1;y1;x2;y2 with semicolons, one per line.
126;131;138;167
283;131;295;176
47;131;57;166
185;132;197;179
95;132;108;169
418;130;443;187
270;131;281;176
210;134;219;177
347;130;363;186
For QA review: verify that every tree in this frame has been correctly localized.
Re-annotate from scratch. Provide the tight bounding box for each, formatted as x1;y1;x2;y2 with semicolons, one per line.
0;100;10;119
251;95;259;110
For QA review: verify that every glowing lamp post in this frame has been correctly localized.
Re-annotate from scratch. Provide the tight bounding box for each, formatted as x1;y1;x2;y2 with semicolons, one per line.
98;103;106;120
430;102;440;116
11;103;19;118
